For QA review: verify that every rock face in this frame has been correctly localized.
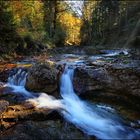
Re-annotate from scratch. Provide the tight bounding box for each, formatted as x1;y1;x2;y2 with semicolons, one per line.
25;63;59;97
73;62;140;109
73;67;109;94
0;99;63;130
1;120;93;140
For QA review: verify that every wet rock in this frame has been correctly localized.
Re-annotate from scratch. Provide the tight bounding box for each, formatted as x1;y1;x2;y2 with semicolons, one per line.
1;102;63;131
73;67;109;94
0;70;10;82
1;121;17;131
73;62;140;109
1;120;93;140
25;63;59;97
0;100;9;115
0;91;26;106
3;104;52;121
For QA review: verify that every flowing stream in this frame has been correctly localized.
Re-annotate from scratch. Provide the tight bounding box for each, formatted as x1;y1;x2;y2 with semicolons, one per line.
4;65;140;139
60;66;140;139
6;69;33;98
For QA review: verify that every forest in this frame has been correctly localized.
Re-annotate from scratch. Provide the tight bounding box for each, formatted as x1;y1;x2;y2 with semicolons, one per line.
0;0;139;56
0;0;140;139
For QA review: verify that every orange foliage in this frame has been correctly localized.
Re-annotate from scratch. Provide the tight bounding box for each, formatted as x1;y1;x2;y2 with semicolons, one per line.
59;12;82;45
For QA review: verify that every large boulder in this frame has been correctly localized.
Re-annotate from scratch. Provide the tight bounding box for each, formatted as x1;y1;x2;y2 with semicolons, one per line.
25;63;59;97
73;67;108;94
73;62;140;109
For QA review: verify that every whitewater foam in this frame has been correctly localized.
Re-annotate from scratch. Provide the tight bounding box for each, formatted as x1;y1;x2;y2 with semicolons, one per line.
60;67;140;139
5;66;140;139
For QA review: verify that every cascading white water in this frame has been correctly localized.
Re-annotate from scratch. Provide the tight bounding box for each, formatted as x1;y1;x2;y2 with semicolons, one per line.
6;68;64;110
28;93;64;110
4;65;140;139
60;67;140;139
6;69;33;97
8;69;27;86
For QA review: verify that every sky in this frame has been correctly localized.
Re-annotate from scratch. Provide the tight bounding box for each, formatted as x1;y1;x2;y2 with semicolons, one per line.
67;0;84;17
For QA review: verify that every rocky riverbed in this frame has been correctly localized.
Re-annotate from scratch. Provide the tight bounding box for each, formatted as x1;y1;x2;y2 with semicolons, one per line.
0;48;140;139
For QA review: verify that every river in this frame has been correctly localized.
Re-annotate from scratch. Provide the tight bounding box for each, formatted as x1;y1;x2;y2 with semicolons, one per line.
1;49;140;139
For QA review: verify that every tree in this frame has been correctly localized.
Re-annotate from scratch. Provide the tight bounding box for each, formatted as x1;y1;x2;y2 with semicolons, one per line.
0;1;19;54
80;0;140;45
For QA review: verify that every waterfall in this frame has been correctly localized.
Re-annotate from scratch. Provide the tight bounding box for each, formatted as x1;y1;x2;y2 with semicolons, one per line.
4;66;140;139
60;67;140;139
6;68;64;110
6;68;33;98
8;69;27;86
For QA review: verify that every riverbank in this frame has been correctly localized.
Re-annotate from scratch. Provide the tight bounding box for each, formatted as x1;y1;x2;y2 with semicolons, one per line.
0;48;140;139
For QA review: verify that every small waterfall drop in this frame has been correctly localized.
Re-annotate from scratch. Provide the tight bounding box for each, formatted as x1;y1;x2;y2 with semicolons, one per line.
6;68;64;110
6;68;33;97
60;67;140;139
8;69;27;86
4;64;140;139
